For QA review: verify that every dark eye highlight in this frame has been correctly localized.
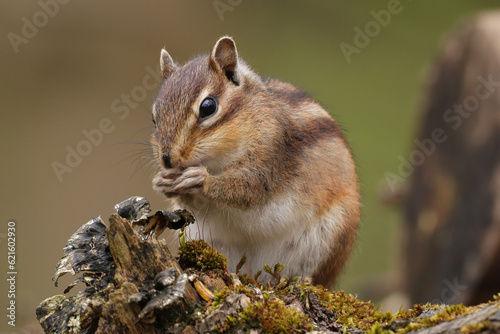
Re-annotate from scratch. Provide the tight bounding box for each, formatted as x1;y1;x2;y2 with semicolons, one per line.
199;97;218;121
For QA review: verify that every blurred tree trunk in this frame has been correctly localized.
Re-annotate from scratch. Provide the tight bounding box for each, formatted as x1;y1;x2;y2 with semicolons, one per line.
402;11;500;306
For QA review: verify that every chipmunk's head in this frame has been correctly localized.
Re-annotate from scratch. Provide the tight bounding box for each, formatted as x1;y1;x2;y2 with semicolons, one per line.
151;36;262;173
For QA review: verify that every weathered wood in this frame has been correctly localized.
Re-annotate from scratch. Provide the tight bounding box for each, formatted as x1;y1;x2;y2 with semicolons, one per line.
36;211;201;334
106;212;198;303
93;213;199;333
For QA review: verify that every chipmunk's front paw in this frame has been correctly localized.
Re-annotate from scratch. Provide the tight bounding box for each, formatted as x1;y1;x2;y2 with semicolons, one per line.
152;169;182;198
171;167;207;194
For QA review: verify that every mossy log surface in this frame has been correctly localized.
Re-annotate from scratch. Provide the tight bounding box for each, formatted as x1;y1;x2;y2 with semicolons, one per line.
36;203;500;334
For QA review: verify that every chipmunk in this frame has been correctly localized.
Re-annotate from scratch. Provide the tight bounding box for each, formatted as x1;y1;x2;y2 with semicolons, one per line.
151;36;360;288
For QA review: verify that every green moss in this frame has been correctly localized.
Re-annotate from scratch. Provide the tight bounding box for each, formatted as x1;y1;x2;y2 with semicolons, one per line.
227;293;314;333
177;244;499;333
263;263;286;283
297;283;393;330
422;304;472;325
367;322;393;334
207;276;500;333
398;304;474;333
461;320;491;334
215;277;399;332
210;288;232;311
178;240;227;271
291;283;446;332
210;284;256;314
489;293;500;305
236;273;256;286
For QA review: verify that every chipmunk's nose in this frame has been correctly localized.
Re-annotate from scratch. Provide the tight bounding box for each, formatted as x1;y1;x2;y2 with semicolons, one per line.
161;152;172;169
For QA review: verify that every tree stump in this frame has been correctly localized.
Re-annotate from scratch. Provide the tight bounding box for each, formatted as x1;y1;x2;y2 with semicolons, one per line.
400;11;500;306
35;197;500;333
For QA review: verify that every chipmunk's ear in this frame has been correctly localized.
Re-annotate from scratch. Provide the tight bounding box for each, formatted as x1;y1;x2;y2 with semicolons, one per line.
160;49;175;79
210;36;239;85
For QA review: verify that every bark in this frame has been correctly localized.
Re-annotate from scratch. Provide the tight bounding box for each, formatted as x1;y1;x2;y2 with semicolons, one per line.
36;210;200;334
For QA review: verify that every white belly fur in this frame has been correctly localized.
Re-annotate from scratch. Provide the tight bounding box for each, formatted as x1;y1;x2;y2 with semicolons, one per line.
179;192;344;282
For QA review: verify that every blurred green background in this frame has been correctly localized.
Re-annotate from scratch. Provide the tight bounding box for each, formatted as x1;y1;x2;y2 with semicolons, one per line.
1;1;499;331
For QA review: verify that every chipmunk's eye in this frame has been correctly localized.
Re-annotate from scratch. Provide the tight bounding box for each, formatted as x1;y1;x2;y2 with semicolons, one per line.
152;115;156;126
199;97;218;121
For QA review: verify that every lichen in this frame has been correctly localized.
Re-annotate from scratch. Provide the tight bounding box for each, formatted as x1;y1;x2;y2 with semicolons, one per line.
178;240;228;271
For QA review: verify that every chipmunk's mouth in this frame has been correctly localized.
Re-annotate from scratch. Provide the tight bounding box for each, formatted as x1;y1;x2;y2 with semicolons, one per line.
159;148;205;169
175;157;210;171
164;148;223;173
